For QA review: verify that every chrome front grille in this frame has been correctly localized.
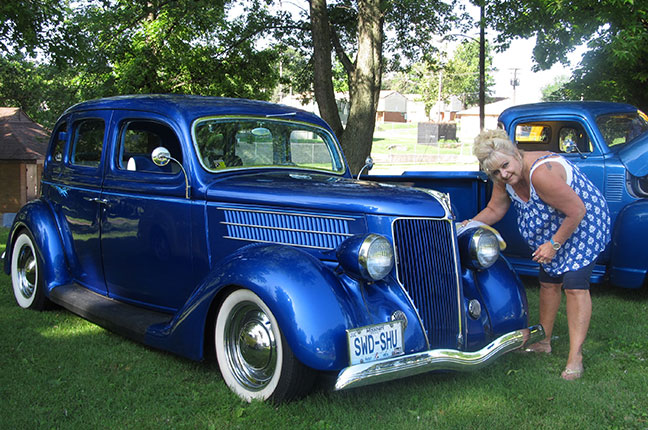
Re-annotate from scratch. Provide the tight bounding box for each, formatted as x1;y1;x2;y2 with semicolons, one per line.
392;218;462;348
220;208;353;250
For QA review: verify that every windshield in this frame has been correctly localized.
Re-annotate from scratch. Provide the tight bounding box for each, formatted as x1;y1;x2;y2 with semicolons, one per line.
595;111;648;148
192;117;345;174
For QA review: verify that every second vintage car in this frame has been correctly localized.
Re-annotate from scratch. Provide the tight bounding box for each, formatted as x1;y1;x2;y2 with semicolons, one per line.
4;95;543;402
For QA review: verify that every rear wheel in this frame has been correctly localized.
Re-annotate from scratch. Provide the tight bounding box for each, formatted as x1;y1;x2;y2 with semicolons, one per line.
214;289;316;402
10;231;48;310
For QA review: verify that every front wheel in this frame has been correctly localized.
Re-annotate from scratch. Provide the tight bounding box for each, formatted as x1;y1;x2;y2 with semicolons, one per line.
10;230;48;310
214;289;316;402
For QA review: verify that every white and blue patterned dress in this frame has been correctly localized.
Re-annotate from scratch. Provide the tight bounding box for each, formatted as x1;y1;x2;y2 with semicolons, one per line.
505;154;611;276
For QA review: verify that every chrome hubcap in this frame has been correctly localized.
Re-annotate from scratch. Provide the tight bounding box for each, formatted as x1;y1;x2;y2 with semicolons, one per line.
17;244;36;299
224;302;277;391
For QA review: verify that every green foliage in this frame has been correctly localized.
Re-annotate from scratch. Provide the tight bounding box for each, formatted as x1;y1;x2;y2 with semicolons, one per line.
488;0;648;111
438;39;494;106
1;0;283;127
0;0;64;53
541;75;570;102
384;40;494;115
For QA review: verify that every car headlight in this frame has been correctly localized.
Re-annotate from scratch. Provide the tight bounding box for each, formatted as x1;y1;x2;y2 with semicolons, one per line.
337;234;395;281
469;228;500;269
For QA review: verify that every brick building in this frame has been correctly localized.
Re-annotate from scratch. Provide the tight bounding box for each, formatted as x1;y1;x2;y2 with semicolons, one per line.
0;108;49;224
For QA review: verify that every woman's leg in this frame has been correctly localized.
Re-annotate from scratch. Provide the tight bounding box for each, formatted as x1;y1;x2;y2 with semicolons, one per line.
562;288;591;379
531;281;563;353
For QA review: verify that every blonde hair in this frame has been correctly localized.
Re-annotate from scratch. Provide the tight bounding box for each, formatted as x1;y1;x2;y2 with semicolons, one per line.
473;129;522;177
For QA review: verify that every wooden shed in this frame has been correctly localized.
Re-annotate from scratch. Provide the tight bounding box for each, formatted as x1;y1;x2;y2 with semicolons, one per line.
0;107;49;220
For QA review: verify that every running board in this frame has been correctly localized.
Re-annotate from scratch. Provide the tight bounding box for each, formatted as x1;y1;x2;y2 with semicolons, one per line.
49;283;173;343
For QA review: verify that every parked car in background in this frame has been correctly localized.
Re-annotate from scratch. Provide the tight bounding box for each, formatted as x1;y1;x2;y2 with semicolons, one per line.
497;101;648;289
370;101;648;290
3;95;542;402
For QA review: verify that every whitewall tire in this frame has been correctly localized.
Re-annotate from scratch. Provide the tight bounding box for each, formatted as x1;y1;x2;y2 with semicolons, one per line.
214;289;315;402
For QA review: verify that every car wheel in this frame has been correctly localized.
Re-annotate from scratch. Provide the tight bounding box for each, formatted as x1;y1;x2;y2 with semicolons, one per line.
10;231;48;310
215;289;315;402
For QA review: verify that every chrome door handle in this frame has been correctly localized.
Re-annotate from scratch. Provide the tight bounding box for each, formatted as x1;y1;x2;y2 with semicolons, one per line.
85;197;109;205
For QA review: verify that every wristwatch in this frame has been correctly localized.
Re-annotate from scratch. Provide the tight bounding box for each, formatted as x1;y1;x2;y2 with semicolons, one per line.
550;238;561;251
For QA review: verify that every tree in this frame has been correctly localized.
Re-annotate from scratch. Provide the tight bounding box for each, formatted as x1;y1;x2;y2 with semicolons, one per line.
487;0;648;111
0;0;63;53
1;0;284;127
541;75;570;102
306;0;466;173
437;39;494;107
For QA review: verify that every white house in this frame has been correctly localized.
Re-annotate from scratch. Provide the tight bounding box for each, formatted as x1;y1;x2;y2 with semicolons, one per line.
456;98;515;142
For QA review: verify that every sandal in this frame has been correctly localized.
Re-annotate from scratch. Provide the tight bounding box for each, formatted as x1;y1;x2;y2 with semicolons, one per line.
561;367;583;381
519;342;551;354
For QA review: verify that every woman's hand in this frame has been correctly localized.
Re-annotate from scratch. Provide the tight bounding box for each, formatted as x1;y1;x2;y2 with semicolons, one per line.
532;242;557;264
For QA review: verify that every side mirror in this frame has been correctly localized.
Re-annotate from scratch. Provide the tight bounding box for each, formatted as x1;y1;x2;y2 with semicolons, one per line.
563;139;577;154
151;147;190;199
152;147;171;166
561;139;587;159
357;156;374;180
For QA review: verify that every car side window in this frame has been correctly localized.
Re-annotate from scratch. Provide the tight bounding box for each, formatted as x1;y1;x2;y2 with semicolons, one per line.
49;122;67;163
558;127;591;153
514;124;553;151
70;119;105;167
118;120;182;174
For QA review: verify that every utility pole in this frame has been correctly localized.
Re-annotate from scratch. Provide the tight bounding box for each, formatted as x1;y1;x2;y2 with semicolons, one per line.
510;68;520;104
479;0;485;131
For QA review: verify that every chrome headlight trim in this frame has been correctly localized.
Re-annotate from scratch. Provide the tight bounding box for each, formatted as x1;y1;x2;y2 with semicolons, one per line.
337;233;395;282
358;234;395;281
469;228;500;269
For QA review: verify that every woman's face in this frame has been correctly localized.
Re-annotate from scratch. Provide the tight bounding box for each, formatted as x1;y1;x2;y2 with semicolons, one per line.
487;152;524;185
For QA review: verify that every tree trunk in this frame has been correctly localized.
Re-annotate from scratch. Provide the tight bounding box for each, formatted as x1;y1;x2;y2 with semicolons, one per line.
341;0;384;175
309;0;344;138
309;0;384;175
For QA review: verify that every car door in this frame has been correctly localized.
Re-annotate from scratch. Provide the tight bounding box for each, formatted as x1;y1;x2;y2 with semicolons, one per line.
100;111;193;311
48;112;111;293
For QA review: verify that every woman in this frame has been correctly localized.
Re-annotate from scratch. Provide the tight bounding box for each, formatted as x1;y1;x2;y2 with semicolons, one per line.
465;129;610;380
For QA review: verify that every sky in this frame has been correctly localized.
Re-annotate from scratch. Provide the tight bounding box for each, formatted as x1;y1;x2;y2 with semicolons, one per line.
489;37;583;104
461;1;585;105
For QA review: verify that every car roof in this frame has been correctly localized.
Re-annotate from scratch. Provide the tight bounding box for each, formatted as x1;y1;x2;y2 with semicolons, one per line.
499;101;638;126
62;94;332;130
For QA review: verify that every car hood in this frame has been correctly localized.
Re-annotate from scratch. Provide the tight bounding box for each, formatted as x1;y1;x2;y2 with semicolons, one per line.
204;171;449;218
618;132;648;177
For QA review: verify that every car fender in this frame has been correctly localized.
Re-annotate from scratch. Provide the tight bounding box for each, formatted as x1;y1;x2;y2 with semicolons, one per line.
146;243;369;370
4;199;71;289
462;257;528;349
609;199;648;288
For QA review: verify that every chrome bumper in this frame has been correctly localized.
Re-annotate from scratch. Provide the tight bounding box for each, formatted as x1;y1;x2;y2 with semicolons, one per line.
335;324;544;391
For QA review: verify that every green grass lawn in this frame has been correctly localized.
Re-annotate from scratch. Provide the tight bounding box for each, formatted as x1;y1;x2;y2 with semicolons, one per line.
1;226;647;429
371;123;479;174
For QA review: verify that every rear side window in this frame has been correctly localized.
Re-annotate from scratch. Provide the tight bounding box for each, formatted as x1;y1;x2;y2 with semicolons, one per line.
117;120;183;174
70;119;105;167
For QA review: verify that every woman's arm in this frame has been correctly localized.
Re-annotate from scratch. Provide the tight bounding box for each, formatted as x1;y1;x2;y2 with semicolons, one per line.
531;161;586;262
462;181;511;226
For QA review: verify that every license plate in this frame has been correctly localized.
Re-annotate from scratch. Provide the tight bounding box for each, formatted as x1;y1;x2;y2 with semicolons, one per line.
347;321;404;365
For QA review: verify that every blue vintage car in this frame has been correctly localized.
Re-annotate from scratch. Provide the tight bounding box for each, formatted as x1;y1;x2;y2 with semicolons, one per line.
3;95;542;402
497;101;648;289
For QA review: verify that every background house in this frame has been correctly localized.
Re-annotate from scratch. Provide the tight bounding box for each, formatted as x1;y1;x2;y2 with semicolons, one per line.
456;98;514;142
376;90;407;123
0;107;49;226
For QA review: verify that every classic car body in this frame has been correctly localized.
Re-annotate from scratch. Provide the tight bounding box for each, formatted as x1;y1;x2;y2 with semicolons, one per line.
3;95;542;402
497;101;648;288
